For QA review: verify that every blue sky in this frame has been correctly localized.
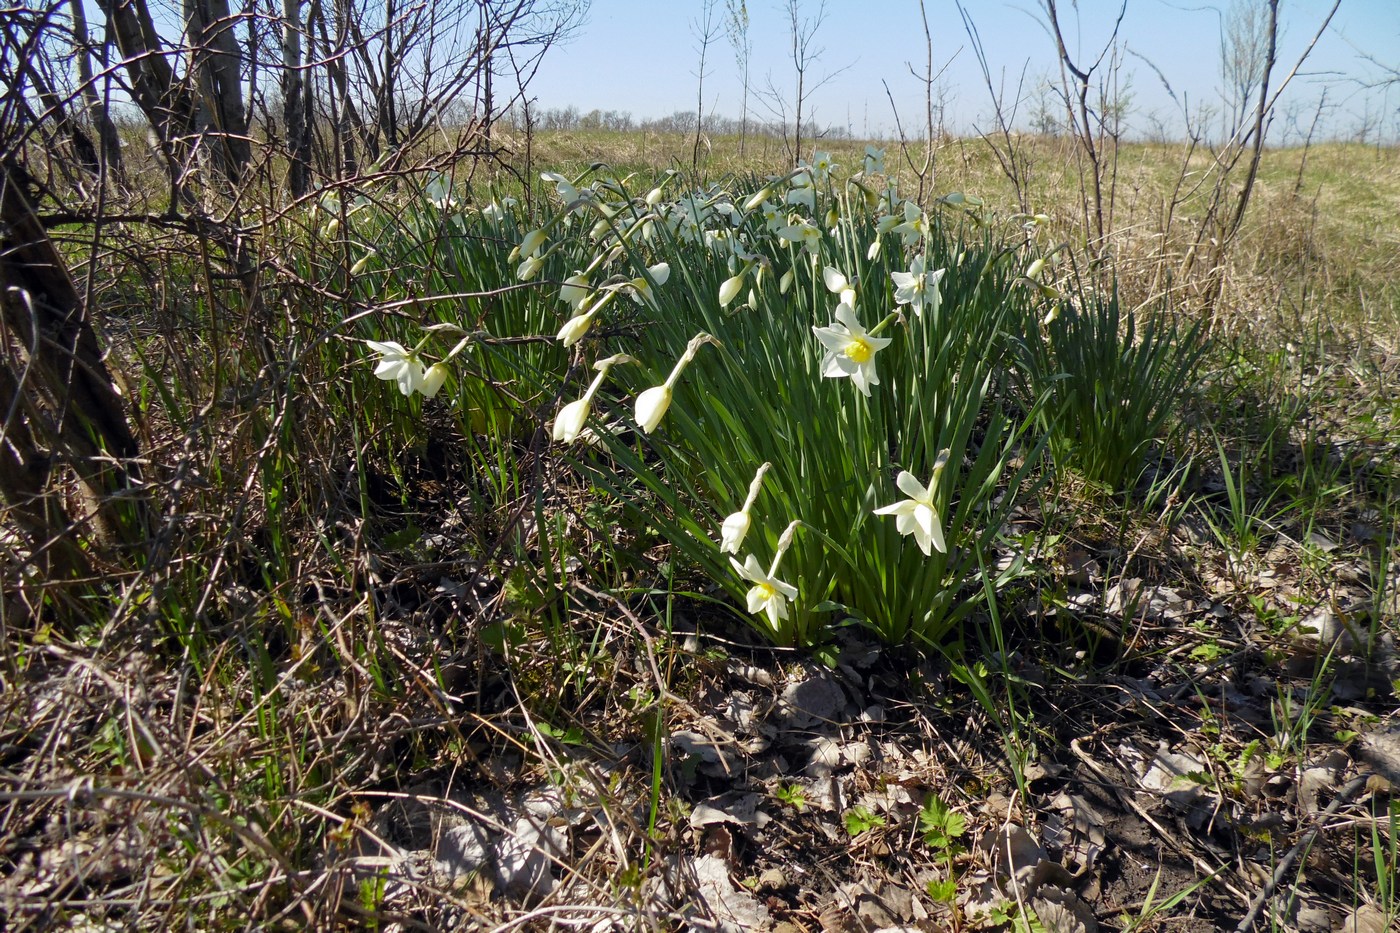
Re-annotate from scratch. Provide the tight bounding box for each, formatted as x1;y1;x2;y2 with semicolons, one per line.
525;0;1400;141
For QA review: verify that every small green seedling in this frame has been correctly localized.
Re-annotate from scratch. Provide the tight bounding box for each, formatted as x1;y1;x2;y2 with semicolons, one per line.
843;805;885;837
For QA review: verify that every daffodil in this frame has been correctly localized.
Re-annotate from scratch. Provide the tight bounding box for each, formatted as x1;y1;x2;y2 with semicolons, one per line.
785;185;816;213
810;151;838;182
559;272;591;309
629;262;670;304
552;353;633;444
874;450;951;556
743;184;773;212
719;462;770;554
939;191;984;209
778;221;822;255
1023;257;1062;300
890;255;947;316
519;228;548;260
813;304;893;397
556;307;598;346
633;333;719;433
862;145;885;175
480;198;517;222
757;199;784;232
721;270;752;307
517;255;544;281
349;249;375;275
822;266;857;307
729;520;801;631
366;340;425;396
891;200;928;247
540;170;580;204
425;172;457;210
419;362;450;398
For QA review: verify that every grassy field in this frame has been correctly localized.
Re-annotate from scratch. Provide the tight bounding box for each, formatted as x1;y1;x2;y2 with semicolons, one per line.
1;126;1397;931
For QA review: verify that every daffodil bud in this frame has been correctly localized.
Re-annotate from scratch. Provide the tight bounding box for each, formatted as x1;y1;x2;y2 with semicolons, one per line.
556;309;596;346
1025;258;1047;281
645;187;665;206
867;239;882;261
517;255;543;280
349;251;374;275
718;273;745;307
634;384;673;434
419;362;450;398
552;398;591;443
743;186;772;212
719;510;751;554
780;269;794;295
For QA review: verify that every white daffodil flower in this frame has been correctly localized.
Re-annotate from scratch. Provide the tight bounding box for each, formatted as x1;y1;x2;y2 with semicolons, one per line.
559;272;591;309
553;353;632;444
349;249;375;275
517;255;544;281
540;171;580;204
863;145;886;175
810;151;837;182
629;262;670;304
939;191;984;209
425;172;457;209
822;266;857;307
743;185;773;212
519;228;548;260
419;362;450;399
730;555;797;630
891;200;928;247
874;451;951;556
812;304;893;397
778;221;822;255
729;519;801;631
366;340;425;396
481;198;516;222
785;185;816;213
556;307;598;347
758;199;784;232
719;462;770;554
890;255;947;316
634;333;719;433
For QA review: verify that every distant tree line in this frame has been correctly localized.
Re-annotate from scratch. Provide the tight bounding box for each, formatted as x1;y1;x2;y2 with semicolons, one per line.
503;105;849;141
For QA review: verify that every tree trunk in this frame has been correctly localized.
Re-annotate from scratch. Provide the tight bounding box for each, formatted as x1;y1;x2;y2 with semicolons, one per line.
71;0;124;176
0;158;146;579
282;0;311;195
97;0;199;204
184;0;252;185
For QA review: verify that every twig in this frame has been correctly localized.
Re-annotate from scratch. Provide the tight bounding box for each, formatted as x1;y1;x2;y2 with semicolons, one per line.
1233;772;1374;932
